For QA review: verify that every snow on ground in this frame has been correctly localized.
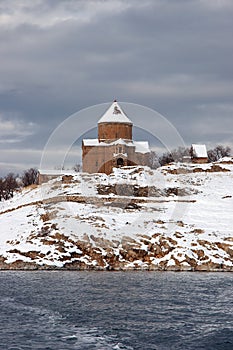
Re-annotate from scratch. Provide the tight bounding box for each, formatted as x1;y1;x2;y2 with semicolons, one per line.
0;158;233;270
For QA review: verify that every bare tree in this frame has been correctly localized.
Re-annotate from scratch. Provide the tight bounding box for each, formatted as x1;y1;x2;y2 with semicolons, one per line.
72;163;82;172
159;147;191;166
148;151;160;169
208;145;231;162
21;168;38;187
172;147;191;162
5;173;18;198
0;173;18;201
159;152;174;166
0;177;6;201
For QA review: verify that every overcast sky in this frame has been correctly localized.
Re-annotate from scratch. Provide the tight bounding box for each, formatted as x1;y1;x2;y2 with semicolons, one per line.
0;0;233;174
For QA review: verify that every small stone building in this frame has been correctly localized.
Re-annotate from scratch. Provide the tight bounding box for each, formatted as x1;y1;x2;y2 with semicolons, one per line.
38;170;69;185
82;100;151;174
191;144;208;163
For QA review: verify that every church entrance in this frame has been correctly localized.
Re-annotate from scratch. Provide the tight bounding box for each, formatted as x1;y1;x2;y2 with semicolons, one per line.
117;158;124;167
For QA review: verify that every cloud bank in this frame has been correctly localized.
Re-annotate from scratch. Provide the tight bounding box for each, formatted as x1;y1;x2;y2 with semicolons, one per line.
0;0;232;174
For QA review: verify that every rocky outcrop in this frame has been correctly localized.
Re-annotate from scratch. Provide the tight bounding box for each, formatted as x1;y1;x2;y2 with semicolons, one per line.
97;184;195;197
165;164;230;174
1;161;233;271
1;231;232;271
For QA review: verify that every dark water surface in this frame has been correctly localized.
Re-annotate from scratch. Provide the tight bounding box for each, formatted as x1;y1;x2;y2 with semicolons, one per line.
0;271;232;350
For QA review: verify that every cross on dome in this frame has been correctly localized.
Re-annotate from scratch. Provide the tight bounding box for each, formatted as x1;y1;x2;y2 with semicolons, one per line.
113;105;121;114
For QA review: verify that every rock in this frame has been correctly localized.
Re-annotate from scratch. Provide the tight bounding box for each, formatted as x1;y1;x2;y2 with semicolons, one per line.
62;175;74;183
208;165;230;173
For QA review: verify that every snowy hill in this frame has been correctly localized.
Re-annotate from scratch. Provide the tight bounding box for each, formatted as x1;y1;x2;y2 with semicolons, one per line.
0;158;233;271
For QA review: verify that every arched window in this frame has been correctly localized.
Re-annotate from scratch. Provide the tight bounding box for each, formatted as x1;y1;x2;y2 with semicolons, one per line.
117;158;124;167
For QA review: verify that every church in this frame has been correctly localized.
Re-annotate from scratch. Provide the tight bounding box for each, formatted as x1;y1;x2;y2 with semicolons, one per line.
82;100;151;174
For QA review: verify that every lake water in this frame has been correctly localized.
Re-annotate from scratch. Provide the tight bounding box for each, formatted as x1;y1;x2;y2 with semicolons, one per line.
0;271;232;350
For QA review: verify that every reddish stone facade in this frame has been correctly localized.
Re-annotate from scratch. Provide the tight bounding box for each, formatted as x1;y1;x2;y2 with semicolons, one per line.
191;157;208;164
98;122;132;142
82;101;151;174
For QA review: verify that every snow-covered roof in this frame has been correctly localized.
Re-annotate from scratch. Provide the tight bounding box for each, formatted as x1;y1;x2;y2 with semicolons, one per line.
83;138;130;147
82;139;100;146
38;169;75;175
98;101;132;124
191;144;208;158
38;169;64;175
134;141;150;154
111;138;128;145
82;138;150;154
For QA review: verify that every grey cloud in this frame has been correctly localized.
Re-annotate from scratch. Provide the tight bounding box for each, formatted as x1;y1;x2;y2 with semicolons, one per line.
0;0;232;174
0;112;37;142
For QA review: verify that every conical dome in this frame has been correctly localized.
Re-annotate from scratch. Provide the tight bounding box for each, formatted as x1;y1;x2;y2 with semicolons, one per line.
98;100;132;124
98;101;133;142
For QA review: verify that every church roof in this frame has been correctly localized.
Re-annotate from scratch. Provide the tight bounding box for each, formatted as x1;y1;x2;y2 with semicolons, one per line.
82;139;150;154
191;144;208;158
98;100;132;124
134;141;150;154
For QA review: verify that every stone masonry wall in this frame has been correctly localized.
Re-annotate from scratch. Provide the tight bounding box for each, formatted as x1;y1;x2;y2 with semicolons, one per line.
98;122;132;142
82;142;149;174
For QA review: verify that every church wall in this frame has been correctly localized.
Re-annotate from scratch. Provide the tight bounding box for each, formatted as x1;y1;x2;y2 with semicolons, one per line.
135;152;150;166
82;141;150;175
192;157;208;164
98;123;132;142
82;144;115;174
82;146;100;173
125;145;137;165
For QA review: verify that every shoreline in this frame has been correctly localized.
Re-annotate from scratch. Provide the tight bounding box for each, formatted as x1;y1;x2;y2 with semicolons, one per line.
0;261;232;272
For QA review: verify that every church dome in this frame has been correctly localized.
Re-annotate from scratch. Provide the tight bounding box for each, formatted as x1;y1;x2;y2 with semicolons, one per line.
98;101;133;142
98;100;132;124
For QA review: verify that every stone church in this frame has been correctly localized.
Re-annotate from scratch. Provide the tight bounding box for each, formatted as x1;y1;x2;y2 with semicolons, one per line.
82;100;151;174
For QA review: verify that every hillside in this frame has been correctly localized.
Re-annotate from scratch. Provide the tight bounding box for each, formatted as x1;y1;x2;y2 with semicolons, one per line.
0;158;233;271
